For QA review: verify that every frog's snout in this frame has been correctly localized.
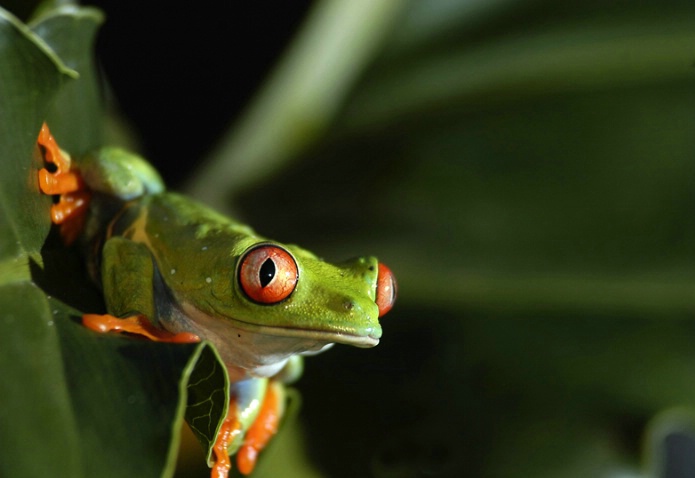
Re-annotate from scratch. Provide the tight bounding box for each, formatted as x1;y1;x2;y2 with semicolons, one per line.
375;263;397;317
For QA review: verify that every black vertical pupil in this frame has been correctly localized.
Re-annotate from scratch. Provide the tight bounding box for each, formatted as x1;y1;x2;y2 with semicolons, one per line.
259;258;276;287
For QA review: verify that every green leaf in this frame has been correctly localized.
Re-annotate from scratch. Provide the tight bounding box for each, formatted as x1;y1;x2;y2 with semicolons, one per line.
48;302;214;478
0;6;73;272
184;342;229;466
0;284;226;477
0;284;82;476
0;5;229;478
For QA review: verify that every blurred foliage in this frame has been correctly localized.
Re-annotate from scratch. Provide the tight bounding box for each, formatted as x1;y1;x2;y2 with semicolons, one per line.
185;1;695;477
4;0;695;477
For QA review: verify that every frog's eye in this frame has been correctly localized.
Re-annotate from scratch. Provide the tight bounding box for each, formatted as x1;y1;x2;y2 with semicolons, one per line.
375;263;397;317
239;245;298;304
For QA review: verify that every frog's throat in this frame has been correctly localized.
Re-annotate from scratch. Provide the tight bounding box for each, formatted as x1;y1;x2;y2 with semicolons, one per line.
158;298;377;379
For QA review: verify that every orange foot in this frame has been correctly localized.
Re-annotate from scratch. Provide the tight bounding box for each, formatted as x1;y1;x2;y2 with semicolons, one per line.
37;123;91;244
82;313;200;343
210;382;284;478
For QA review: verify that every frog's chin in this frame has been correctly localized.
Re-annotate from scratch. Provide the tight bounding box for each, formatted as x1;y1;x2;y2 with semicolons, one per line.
164;302;377;379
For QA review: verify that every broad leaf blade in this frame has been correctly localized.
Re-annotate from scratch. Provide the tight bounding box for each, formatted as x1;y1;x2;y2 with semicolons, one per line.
0;4;230;478
0;284;82;476
0;6;73;267
52;305;219;478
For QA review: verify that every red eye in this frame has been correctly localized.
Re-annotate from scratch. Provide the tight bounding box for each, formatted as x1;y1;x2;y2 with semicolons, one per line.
239;245;298;304
375;263;397;317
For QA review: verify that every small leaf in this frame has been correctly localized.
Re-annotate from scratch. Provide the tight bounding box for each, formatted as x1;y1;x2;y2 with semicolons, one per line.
184;344;229;466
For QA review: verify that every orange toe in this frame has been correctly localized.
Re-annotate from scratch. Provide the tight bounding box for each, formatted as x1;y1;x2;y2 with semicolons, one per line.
37;123;90;243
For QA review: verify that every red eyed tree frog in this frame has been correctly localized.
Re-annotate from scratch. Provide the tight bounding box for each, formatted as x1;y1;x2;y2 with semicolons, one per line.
36;124;396;477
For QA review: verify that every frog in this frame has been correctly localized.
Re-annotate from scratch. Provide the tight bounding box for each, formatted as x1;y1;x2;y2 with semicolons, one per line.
36;124;396;477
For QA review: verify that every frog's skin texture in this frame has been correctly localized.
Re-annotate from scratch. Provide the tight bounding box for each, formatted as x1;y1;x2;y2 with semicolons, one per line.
36;124;396;478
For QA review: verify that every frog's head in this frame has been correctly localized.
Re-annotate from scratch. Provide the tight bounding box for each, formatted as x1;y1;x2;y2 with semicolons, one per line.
233;242;396;347
174;239;396;378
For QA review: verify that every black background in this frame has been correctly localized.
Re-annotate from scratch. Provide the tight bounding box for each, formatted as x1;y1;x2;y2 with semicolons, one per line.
84;0;313;187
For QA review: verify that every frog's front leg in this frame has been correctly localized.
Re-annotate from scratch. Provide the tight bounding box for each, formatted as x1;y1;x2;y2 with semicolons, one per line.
83;236;199;343
213;356;300;477
235;380;285;474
